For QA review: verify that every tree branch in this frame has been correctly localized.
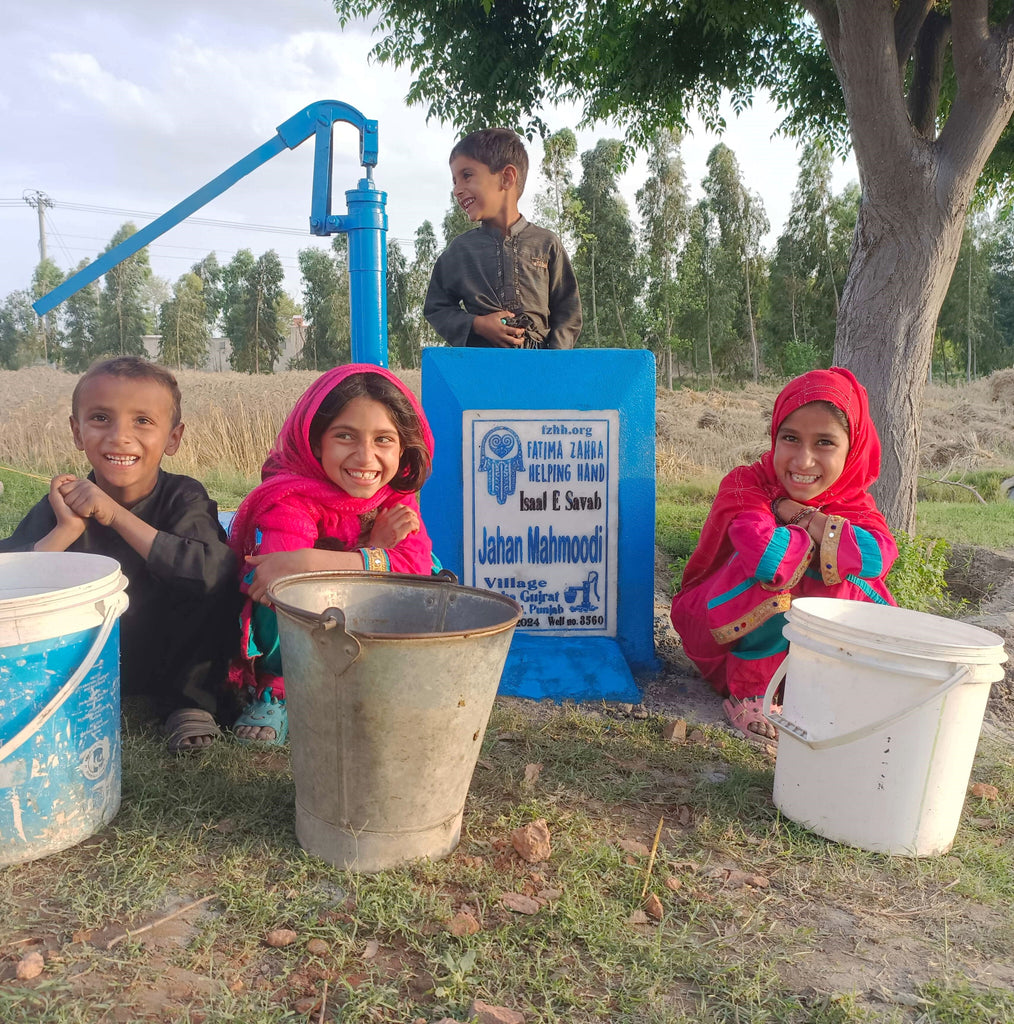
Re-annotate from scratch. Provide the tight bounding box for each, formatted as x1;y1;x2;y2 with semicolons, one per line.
939;0;1014;194
833;1;917;176
917;475;987;504
800;0;841;65
894;0;935;68
907;11;951;137
950;0;991;78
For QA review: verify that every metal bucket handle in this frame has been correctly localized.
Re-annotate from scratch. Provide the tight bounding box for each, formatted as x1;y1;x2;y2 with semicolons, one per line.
315;607;363;676
306;569;459;677
0;590;128;763
762;659;971;751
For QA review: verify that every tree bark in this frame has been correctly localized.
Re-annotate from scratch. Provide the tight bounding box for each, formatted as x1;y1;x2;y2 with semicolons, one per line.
810;0;1014;533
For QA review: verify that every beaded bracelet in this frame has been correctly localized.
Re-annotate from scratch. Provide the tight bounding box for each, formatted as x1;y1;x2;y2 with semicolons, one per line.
770;496;790;523
788;506;816;526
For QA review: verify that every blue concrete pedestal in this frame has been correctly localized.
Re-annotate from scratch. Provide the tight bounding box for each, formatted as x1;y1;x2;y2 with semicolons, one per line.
422;348;658;703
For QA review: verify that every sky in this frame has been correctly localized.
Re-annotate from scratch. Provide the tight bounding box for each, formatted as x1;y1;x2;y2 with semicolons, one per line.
1;1;857;306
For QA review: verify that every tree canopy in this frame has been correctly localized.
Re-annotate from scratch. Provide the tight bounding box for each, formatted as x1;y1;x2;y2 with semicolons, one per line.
334;0;1014;531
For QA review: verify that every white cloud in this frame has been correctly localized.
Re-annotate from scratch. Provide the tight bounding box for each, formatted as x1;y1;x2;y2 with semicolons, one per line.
0;2;856;303
47;52;166;128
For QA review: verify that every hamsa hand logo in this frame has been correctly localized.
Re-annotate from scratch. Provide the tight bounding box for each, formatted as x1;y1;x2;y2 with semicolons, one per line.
478;426;525;504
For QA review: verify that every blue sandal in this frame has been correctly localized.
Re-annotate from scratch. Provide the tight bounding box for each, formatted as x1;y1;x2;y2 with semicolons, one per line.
232;690;288;746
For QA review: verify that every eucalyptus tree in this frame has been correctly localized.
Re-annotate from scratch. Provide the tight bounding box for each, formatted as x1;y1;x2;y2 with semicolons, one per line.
404;220;441;366
938;212;999;380
330;0;1014;531
31;258;65;364
0;291;38;369
63;260;101;372
765;142;857;370
637;129;690;383
572;138;638;347
386;238;414;368
223;249;285;374
295;237;351;370
701;144;768;380
98;222;151;358
535;127;580;246
158;272;210;370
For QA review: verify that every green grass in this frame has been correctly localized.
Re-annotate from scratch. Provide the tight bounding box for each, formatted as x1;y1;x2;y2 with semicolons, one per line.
2;707;1012;1022
914;501;1014;550
917;468;1014;504
0;467;49;537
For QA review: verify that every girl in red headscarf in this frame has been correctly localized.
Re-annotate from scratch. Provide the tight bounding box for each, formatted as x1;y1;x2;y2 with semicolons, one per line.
670;368;897;745
227;364;435;744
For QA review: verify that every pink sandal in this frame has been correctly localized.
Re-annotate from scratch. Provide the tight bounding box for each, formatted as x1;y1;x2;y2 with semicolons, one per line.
722;696;778;746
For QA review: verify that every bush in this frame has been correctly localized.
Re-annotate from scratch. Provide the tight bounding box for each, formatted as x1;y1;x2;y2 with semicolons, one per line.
887;532;963;615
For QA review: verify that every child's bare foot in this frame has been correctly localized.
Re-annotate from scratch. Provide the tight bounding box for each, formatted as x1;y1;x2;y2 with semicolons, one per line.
723;696;778;744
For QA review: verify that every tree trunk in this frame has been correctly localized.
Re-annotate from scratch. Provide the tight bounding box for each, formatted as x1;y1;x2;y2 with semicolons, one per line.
744;255;758;382
835;187;965;534
812;0;1014;534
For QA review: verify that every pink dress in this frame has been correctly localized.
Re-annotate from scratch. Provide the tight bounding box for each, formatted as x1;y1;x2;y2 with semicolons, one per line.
670;367;897;702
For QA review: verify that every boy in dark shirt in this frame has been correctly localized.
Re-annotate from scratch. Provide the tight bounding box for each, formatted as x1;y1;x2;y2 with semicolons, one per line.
0;357;239;752
424;127;582;350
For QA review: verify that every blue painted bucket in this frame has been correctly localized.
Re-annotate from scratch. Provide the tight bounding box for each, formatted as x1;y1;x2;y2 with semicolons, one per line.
0;552;128;866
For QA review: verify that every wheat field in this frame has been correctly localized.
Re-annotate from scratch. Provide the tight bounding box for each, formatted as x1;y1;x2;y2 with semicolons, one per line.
2;364;1012;488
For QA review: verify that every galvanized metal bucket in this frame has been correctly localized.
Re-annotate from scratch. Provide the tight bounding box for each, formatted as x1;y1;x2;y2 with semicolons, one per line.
269;572;520;872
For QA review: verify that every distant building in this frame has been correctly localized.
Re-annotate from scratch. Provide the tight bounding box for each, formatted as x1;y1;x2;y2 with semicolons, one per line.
142;316;307;371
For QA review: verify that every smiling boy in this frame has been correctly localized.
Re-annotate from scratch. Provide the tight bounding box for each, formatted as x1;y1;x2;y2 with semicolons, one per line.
424;128;582;350
0;357;239;752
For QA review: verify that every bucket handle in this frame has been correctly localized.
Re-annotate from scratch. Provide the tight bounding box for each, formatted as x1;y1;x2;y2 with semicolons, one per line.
0;590;128;763
762;659;971;751
315;607;362;676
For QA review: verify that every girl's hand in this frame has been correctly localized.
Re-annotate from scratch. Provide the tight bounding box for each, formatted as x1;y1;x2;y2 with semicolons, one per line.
245;550;318;605
245;548;363;604
368;505;419;549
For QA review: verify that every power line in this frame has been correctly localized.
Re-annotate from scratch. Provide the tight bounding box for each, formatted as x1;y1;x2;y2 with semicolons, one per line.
1;195;419;247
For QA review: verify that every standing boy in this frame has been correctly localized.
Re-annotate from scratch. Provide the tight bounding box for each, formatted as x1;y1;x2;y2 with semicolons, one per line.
424;128;582;350
0;357;239;752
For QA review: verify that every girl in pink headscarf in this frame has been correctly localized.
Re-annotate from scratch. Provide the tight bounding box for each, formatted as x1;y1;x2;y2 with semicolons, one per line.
228;364;435;744
670;368;897;745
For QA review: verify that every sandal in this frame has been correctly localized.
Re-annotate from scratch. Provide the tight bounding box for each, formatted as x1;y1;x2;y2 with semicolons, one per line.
723;696;778;747
164;708;221;754
232;690;288;747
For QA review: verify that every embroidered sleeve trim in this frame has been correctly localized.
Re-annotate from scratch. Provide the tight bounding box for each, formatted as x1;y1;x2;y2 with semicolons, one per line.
361;547;391;572
820;515;846;585
711;591;793;645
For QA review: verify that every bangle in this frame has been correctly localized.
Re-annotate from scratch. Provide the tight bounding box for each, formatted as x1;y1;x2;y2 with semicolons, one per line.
788;506;816;526
770;497;790;523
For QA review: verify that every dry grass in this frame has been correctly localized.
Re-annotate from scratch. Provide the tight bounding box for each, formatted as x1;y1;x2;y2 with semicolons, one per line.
1;364;1011;488
655;371;1014;484
0;366;423;482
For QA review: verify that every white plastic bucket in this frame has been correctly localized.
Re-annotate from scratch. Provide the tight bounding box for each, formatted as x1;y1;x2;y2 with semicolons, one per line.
0;552;129;865
764;597;1007;856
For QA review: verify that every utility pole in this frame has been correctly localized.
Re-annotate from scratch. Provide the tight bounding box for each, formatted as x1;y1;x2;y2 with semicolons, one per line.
23;190;55;363
23;189;54;261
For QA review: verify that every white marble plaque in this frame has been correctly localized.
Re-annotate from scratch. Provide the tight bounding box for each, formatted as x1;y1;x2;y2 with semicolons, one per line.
463;410;619;636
